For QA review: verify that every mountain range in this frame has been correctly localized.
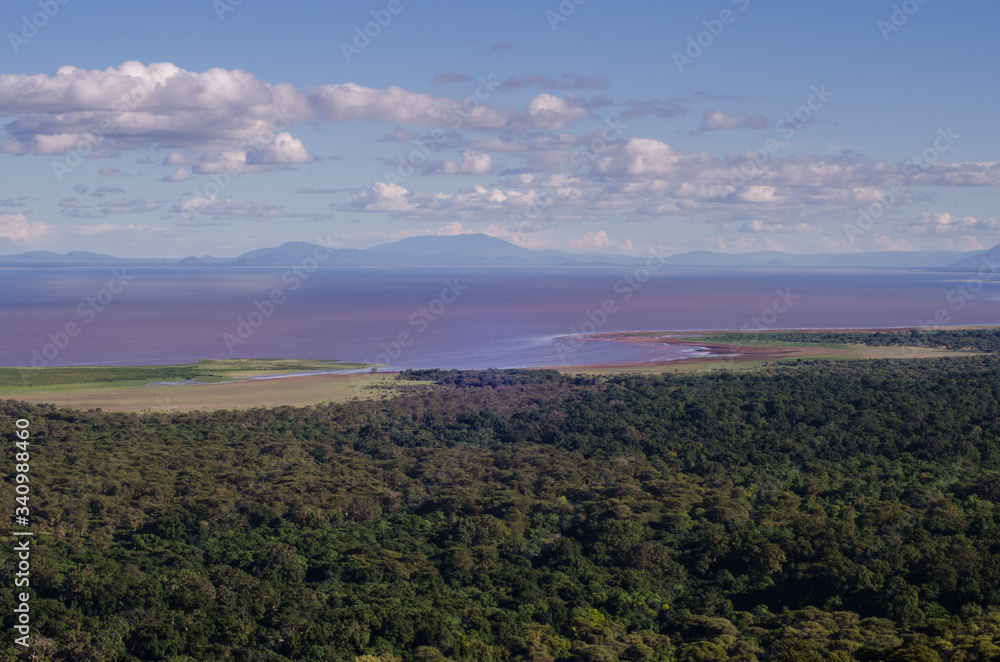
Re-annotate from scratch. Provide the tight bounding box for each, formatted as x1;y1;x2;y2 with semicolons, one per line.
1;233;998;270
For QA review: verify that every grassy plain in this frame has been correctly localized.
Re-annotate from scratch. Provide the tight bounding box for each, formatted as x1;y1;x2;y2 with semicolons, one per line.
559;331;970;375
0;359;425;411
0;331;978;410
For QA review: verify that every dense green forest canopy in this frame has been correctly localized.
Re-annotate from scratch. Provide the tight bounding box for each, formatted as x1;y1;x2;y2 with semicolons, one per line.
708;327;1000;353
3;346;1000;660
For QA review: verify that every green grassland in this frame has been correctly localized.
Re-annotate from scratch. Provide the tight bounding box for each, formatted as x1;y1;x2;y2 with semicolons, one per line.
0;359;393;410
566;330;971;376
3;328;996;410
0;358;369;389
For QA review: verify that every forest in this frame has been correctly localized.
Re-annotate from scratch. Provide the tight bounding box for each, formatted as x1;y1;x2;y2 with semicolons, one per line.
3;333;1000;661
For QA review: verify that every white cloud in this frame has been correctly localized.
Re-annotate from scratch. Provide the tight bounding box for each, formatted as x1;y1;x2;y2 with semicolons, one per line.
701;110;768;131
740;220;818;233
99;199;163;214
378;127;419;143
160;168;193;183
0;214;52;243
423;149;493;176
523;94;593;130
72;223;167;236
309;84;593;132
163;151;197;166
0;61;314;166
254;132;312;164
567;230;635;253
904;212;1000;235
172;196;334;222
340;133;1000;234
344;182;418;213
308;83;510;129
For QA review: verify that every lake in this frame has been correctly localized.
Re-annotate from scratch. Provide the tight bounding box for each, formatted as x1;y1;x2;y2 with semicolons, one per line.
2;267;998;369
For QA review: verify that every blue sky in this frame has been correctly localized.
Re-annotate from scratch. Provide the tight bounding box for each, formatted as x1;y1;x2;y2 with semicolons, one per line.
0;0;997;257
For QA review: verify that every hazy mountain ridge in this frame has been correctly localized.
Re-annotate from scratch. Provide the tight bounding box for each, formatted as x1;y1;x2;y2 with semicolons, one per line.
1;233;997;269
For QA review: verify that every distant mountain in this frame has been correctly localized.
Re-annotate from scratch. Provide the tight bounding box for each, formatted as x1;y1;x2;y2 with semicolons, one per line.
948;242;1000;270
2;234;997;269
0;249;173;267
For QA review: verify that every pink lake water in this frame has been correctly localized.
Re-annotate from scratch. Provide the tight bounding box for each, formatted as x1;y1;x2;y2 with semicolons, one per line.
1;267;997;369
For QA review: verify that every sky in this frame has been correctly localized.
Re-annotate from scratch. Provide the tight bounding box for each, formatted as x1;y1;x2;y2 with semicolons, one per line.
0;0;998;258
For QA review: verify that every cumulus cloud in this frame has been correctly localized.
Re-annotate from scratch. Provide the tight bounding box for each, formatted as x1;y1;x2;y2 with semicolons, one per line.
160;168;193;183
588;139;1000;211
343;182;417;214
904;212;1000;235
252;132;312;165
72;223;168;236
523;94;593;130
568;230;635;253
172;196;334;222
309;83;597;132
422;149;493;176
378;127;419;143
701;110;769;131
0;61;314;166
469;132;592;154
308;83;511;129
0;214;52;243
0;61;605;184
343;135;1000;229
341;181;597;225
740;220;818;233
163;151;198;166
100;166;124;176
